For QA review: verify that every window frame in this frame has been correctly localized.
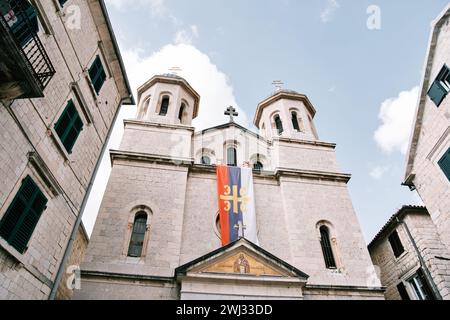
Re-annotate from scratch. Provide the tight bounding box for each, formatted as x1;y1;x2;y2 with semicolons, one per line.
159;96;170;116
319;225;337;269
274;114;284;135
127;212;148;258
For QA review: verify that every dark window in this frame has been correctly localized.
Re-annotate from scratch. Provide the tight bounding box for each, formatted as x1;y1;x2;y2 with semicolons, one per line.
54;100;83;154
127;212;147;257
0;176;47;253
178;103;185;123
438;147;450;182
159;96;169;116
253;161;263;171
88;55;106;95
227;147;237;167
428;65;450;107
58;0;69;7
201;156;211;165
388;230;405;258
397;282;411;300
320;226;337;269
292;111;300;131
408;269;436;300
274;115;283;135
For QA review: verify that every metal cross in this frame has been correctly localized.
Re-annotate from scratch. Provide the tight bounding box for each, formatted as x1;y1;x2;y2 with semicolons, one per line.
224;106;239;122
169;66;182;75
234;221;247;239
272;80;284;91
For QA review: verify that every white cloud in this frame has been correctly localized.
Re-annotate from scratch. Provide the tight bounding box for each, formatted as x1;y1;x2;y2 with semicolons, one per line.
82;43;248;235
369;165;389;180
374;86;419;154
121;43;248;130
173;25;199;45
320;0;340;23
105;0;166;16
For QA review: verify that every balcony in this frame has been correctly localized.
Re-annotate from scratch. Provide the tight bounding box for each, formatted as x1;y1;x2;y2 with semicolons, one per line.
0;0;55;100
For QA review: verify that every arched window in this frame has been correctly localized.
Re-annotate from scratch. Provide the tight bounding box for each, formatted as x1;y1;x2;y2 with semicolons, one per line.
201;155;211;165
274;115;283;135
253;161;263;171
127;212;148;257
227;147;237;167
178;103;186;123
159;96;169;116
292;111;300;131
320;226;337;269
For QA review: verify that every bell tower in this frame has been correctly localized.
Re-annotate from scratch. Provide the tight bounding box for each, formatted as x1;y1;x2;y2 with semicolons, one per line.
135;74;200;126
254;90;318;141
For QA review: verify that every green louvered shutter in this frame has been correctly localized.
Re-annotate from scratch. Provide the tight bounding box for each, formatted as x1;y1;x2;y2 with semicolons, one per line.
88;56;107;94
54;100;83;153
438;148;450;182
428;81;447;107
0;176;47;253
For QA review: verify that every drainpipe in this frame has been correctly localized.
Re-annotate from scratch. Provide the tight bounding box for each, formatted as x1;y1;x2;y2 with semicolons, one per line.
48;98;126;300
395;217;442;300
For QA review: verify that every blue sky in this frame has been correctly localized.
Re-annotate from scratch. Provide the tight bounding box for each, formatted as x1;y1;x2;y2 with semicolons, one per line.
82;0;449;242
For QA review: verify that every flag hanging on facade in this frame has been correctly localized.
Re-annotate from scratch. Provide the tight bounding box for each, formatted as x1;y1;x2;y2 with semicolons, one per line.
216;165;259;246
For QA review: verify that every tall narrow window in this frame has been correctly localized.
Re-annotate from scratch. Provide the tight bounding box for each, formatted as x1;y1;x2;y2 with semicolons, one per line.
274;115;283;135
438;147;450;182
0;176;47;253
428;65;450;107
159;96;169;116
292;111;300;131
178;103;186;123
54;100;83;154
127;212;147;257
88;56;107;95
320;226;337;269
227;147;237;167
388;230;405;258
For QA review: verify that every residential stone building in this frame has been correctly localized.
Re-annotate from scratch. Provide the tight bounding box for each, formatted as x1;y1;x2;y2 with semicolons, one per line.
403;5;450;249
368;206;450;300
74;74;384;300
0;0;133;299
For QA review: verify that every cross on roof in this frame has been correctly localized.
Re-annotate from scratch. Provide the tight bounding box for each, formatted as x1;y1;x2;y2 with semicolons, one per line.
234;221;246;239
272;80;284;91
169;66;182;75
224;106;239;122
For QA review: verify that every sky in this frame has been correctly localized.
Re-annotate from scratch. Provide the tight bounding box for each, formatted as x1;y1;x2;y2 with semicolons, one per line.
82;0;449;243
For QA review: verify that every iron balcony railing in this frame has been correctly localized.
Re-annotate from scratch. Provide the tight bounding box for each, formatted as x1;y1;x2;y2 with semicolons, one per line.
0;0;55;90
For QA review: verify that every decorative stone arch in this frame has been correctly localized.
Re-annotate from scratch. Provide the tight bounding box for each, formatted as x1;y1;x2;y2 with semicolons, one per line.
249;153;267;171
138;95;151;120
289;107;305;132
155;91;173;115
223;140;240;166
315;220;344;271
269;111;284;135
177;99;190;124
196;148;216;165
122;204;154;258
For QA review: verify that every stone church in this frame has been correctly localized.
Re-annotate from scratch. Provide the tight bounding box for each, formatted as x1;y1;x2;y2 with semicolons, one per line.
75;74;384;300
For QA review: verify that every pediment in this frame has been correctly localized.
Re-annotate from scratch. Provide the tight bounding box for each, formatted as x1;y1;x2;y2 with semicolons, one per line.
176;239;308;280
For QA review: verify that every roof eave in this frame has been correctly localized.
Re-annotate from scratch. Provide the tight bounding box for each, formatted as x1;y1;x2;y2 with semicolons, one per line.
404;4;450;183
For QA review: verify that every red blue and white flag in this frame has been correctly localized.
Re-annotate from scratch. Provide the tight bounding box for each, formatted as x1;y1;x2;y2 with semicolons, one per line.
216;165;259;246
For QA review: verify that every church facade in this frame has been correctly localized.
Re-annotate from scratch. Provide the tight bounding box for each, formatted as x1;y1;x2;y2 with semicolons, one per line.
75;74;384;300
